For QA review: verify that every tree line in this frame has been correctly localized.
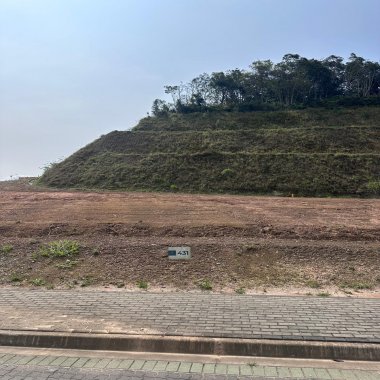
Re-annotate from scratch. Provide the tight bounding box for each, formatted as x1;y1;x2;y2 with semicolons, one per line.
151;53;380;116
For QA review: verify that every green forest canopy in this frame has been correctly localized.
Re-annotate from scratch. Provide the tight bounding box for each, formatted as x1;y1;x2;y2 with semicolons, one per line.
152;53;380;115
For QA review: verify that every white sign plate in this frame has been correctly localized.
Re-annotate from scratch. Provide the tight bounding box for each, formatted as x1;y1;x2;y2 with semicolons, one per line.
168;246;191;260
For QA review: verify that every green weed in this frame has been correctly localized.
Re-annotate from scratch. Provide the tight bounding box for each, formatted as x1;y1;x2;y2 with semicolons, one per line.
317;292;330;297
80;276;94;287
31;278;46;286
56;259;78;270
137;280;148;290
340;281;374;290
366;180;380;195
10;273;23;283
198;279;212;291
221;168;234;176
305;280;321;289
38;240;80;258
1;244;13;254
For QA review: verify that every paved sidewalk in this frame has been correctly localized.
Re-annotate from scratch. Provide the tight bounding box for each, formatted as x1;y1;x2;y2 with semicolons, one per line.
0;348;380;379
0;290;379;343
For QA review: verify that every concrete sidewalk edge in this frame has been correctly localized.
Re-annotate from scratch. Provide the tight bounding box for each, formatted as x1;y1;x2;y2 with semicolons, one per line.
0;330;379;361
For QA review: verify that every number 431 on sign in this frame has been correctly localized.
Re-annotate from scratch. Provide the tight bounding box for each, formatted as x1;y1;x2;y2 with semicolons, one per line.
168;246;191;260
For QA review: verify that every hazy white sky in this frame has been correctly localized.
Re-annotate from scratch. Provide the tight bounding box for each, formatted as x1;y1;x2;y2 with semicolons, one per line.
0;0;379;179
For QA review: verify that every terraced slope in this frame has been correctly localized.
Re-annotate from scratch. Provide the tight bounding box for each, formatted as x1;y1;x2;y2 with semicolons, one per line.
39;107;380;196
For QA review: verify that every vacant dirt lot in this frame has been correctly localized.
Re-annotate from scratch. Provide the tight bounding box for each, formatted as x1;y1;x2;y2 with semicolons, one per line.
0;179;379;296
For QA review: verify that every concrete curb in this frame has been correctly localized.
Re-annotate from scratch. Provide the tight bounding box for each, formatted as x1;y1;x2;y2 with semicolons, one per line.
0;331;379;361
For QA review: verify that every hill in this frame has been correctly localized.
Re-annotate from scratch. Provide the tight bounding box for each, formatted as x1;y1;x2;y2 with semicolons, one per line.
39;107;380;196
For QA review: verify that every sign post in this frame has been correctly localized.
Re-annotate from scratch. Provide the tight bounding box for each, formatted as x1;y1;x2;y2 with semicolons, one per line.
168;246;191;260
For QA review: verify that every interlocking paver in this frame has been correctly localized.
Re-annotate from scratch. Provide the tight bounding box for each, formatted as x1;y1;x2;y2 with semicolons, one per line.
166;362;180;372
117;359;134;369
154;361;169;372
82;358;100;368
203;364;215;374
302;367;318;378
142;360;158;371
215;364;227;374
190;363;203;373
34;356;57;366
0;289;379;344
327;368;345;379
313;367;332;379
61;357;79;367
71;357;89;368
177;362;192;373
264;366;278;377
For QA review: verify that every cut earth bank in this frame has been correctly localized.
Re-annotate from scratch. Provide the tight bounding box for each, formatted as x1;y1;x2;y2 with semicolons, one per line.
0;179;379;297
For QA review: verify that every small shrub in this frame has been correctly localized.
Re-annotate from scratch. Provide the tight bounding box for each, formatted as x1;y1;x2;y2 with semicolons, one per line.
1;244;13;254
56;260;78;270
80;276;94;287
317;292;330;297
305;280;320;289
137;280;148;290
10;273;23;282
31;278;46;286
340;281;373;290
110;280;125;288
169;184;178;191
198;279;212;291
366;181;380;195
349;282;373;290
38;240;80;258
221;168;234;176
235;287;246;294
241;244;259;254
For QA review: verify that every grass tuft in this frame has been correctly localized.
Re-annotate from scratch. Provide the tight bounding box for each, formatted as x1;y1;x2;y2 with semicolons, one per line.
1;244;13;254
198;279;212;291
38;240;80;258
31;278;46;286
235;287;246;294
317;292;330;297
305;280;321;289
137;280;148;290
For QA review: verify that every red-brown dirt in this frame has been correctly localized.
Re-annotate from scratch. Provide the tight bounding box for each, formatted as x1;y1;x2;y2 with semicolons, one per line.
0;179;379;296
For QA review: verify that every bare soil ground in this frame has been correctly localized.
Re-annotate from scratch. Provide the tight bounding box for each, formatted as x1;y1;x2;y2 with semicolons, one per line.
0;179;379;297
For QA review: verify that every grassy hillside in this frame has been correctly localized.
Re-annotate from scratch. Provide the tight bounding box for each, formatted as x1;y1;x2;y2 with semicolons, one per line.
134;107;380;131
39;107;380;196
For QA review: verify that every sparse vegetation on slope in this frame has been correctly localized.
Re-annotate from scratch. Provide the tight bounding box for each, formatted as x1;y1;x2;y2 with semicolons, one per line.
39;107;380;196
